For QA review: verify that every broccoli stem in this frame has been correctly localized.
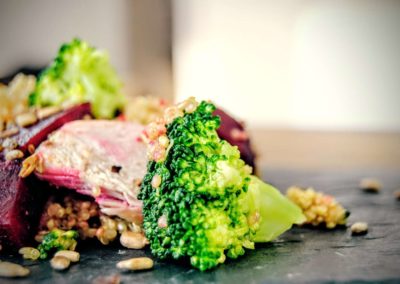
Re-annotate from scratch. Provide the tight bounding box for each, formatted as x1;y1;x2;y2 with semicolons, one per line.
247;176;306;243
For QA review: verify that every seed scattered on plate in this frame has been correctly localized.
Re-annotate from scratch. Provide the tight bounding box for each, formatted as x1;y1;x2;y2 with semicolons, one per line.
18;247;40;260
28;144;36;154
351;222;368;236
5;149;24;161
50;256;71;271
359;178;381;193
116;257;154;271
0;261;30;278
15;112;37;127
36;106;62;120
0;127;19;139
54;250;80;262
120;231;148;249
92;274;121;284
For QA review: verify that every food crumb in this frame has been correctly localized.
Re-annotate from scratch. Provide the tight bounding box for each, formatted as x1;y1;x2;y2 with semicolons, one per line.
359;178;381;193
116;257;154;271
92;274;121;284
0;261;30;278
50;256;71;271
111;165;122;174
351;222;368;236
394;191;400;201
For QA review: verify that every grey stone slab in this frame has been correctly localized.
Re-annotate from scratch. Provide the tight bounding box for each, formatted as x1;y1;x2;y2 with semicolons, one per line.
1;168;399;283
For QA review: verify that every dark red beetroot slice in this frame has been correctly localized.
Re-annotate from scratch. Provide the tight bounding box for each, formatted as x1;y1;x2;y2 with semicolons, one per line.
17;103;91;153
0;160;50;250
214;108;256;171
0;103;91;251
0;103;91;161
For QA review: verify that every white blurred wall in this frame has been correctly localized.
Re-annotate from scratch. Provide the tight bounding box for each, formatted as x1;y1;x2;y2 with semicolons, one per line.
2;0;399;131
173;0;400;131
0;0;173;99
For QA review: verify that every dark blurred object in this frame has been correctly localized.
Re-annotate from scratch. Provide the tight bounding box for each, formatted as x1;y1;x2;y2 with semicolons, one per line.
0;67;44;85
215;108;256;171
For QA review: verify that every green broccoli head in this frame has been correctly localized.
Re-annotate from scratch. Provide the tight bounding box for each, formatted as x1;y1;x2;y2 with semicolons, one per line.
29;38;125;118
37;229;78;259
139;98;305;271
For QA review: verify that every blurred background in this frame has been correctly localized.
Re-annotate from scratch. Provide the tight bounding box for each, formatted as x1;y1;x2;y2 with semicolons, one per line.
1;0;399;169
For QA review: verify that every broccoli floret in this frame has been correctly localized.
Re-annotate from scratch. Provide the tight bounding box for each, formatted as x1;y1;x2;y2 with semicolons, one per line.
37;229;78;259
29;38;125;118
139;98;305;271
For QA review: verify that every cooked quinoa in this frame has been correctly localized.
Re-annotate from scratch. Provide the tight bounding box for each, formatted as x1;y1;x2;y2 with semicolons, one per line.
286;186;348;229
36;194;140;245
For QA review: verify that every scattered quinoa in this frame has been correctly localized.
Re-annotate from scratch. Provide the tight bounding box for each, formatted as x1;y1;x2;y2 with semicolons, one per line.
286;186;348;229
36;195;141;246
0;73;36;127
124;96;168;125
142;97;198;162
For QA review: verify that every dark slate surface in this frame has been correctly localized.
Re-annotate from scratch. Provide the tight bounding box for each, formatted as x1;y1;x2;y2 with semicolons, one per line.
1;168;399;284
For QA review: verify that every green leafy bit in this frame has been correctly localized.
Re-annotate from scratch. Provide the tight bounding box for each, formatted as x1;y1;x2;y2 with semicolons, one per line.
29;38;126;118
37;229;78;259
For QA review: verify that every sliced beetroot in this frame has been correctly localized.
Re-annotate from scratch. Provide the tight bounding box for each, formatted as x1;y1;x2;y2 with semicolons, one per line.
214;108;256;171
17;103;91;153
0;103;92;250
0;160;50;251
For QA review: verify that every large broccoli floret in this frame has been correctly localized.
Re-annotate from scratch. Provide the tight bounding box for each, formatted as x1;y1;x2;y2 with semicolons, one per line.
29;38;125;118
138;98;305;271
37;229;78;259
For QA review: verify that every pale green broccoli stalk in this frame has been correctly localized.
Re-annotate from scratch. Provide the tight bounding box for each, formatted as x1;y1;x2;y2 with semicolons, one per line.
247;176;306;242
139;99;305;271
37;229;78;259
29;38;125;118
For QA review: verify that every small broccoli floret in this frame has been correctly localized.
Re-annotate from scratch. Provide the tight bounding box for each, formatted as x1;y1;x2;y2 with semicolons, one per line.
37;229;78;259
139;98;305;271
29;38;125;118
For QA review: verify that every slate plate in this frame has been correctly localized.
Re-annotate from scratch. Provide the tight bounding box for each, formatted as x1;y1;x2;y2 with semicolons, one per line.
1;168;399;284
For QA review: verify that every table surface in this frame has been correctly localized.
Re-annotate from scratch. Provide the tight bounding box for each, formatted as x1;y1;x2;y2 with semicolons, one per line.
249;129;400;171
1;167;399;284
